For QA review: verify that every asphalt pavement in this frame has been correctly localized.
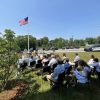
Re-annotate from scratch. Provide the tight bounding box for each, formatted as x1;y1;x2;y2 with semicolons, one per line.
38;48;85;54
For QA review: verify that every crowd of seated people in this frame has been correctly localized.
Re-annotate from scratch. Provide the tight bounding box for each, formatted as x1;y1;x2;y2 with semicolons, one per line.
16;52;100;88
44;53;100;88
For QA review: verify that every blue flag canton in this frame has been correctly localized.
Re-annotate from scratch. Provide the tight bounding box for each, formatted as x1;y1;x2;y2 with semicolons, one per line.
25;17;28;21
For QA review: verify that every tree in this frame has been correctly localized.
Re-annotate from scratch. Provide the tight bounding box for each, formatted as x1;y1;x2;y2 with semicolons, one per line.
40;37;49;48
15;35;36;50
52;38;66;48
0;29;19;90
97;36;100;44
68;37;74;47
85;37;96;44
74;39;80;46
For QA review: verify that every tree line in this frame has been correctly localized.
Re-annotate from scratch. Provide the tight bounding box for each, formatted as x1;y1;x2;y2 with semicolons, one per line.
15;34;100;50
1;29;100;51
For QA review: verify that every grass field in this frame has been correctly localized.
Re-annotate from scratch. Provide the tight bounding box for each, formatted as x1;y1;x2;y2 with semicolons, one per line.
58;52;100;61
1;52;100;100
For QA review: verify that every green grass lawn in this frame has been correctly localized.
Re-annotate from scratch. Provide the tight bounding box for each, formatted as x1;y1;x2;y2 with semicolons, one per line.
57;52;100;61
1;52;100;100
17;52;100;100
19;72;100;100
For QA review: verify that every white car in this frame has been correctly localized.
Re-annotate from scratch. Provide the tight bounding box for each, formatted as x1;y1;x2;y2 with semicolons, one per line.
84;44;100;52
92;47;100;51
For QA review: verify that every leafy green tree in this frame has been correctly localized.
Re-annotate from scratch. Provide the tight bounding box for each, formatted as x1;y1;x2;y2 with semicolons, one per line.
40;37;49;48
53;38;66;48
69;37;74;47
0;29;18;90
97;36;100;44
85;37;96;44
74;39;80;46
15;35;36;50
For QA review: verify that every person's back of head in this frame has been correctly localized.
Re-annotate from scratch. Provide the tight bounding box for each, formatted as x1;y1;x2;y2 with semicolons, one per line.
78;60;87;67
58;60;63;65
75;53;78;56
51;55;55;58
91;55;95;59
43;55;47;59
65;58;69;63
63;53;66;57
94;58;99;62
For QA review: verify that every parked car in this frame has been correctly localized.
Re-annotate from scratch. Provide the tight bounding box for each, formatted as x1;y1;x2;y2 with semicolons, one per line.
84;44;100;52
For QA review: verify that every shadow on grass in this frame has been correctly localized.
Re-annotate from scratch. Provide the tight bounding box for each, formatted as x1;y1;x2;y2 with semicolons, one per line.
18;77;100;100
19;85;100;100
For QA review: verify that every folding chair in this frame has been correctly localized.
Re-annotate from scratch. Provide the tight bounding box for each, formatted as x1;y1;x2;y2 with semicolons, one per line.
30;61;36;67
65;65;72;75
51;72;65;89
20;62;28;71
51;63;57;73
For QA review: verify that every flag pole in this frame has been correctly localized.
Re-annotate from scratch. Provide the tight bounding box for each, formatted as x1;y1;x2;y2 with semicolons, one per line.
28;33;29;53
19;17;29;53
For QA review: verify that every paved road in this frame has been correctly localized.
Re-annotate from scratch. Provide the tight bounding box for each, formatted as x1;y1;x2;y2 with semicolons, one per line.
38;48;85;54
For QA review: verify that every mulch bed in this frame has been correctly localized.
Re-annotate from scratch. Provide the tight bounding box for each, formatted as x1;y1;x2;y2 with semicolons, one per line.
0;80;28;100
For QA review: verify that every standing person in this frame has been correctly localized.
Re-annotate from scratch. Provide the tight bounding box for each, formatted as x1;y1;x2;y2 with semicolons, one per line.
74;53;80;68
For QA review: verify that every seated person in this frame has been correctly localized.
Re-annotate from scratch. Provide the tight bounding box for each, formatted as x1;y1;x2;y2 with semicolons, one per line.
42;55;49;67
17;57;26;69
62;53;67;63
29;56;36;67
73;53;80;68
48;55;57;69
63;58;72;74
46;60;65;82
17;58;24;65
74;60;91;84
92;58;100;82
88;55;95;68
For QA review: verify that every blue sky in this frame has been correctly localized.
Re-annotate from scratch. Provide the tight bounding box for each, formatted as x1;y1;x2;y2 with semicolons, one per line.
0;0;100;40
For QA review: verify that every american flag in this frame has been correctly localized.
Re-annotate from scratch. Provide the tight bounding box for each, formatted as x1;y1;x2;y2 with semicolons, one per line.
19;17;28;26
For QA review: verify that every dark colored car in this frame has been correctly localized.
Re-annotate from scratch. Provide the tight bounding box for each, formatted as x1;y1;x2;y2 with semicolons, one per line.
84;47;92;52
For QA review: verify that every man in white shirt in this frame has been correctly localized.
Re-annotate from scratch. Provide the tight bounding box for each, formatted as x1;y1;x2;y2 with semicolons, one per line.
48;55;57;67
74;53;80;62
42;55;49;67
88;55;95;69
74;53;80;68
